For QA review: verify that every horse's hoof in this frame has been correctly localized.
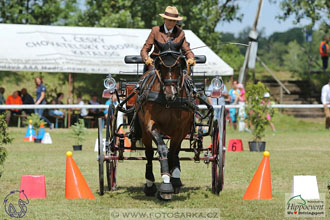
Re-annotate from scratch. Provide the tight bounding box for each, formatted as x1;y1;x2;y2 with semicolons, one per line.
171;177;182;187
173;187;181;194
144;183;157;196
171;177;182;194
160;182;174;194
157;191;172;201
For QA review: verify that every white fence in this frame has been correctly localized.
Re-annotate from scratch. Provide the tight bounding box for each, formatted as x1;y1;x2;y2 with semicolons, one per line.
0;104;328;110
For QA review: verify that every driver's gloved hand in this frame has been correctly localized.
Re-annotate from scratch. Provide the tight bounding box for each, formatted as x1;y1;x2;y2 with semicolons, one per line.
186;58;196;66
145;57;154;66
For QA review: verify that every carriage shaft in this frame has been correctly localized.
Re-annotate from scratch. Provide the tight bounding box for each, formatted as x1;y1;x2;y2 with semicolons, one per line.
117;147;211;152
103;155;215;161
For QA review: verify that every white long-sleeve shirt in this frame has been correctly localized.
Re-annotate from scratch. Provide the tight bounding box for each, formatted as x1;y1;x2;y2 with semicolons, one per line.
321;83;330;104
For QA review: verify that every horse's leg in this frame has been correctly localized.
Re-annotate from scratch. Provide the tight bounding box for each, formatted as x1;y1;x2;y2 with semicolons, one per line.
151;129;174;199
143;133;157;196
169;138;183;194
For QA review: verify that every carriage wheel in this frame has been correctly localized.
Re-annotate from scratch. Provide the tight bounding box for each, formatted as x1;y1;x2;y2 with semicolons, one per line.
106;159;117;191
211;106;226;195
106;104;117;152
98;118;104;195
105;105;117;191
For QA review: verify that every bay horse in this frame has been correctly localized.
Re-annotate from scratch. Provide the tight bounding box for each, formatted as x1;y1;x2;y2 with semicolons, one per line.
135;38;194;200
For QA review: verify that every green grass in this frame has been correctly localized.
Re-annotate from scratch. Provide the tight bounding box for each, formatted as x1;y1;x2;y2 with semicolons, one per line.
0;115;329;219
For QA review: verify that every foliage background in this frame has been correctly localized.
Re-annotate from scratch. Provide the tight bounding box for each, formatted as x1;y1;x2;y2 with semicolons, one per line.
245;82;273;141
0;0;329;99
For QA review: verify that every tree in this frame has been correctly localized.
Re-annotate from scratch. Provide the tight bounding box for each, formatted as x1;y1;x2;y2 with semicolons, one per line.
283;40;307;73
0;113;13;175
245;82;273;141
220;32;236;43
268;27;305;45
75;0;144;28
75;0;242;52
218;44;244;72
258;41;287;71
0;0;77;25
275;0;330;31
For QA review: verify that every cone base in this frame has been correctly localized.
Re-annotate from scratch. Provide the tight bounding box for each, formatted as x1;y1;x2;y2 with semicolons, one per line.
242;195;272;200
24;137;36;142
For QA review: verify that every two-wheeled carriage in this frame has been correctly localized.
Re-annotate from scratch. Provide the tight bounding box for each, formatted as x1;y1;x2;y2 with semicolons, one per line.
98;50;226;200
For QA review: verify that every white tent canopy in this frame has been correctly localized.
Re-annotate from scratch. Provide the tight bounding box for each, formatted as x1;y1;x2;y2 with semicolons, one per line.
0;24;233;76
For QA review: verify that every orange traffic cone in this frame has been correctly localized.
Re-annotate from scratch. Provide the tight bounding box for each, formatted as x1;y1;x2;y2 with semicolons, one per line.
65;151;95;199
24;120;36;142
119;128;131;151
242;151;272;200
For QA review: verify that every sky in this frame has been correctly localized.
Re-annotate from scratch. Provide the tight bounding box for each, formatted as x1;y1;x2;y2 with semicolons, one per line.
216;0;310;37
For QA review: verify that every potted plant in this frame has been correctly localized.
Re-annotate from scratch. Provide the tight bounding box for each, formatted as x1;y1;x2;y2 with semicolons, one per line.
24;114;45;143
71;119;86;151
0;113;13;178
245;82;274;152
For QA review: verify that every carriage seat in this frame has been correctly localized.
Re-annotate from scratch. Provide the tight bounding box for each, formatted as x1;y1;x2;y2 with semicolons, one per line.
124;55;207;64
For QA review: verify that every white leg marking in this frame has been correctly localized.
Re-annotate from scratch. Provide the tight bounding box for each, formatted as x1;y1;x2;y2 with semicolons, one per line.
162;174;170;183
146;179;153;187
172;168;180;178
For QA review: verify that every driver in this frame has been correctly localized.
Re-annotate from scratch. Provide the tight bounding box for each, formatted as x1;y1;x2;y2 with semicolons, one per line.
140;6;195;71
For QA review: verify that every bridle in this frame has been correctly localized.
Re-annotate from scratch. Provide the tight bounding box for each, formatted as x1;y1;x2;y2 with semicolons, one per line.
154;50;185;101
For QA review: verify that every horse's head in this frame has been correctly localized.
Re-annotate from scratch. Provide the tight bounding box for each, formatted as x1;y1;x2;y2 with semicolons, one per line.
155;38;186;101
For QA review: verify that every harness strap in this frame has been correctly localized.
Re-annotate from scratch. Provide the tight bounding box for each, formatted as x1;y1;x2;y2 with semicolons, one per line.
146;91;192;110
154;69;162;86
181;73;185;87
135;70;159;117
139;71;154;94
159;55;181;68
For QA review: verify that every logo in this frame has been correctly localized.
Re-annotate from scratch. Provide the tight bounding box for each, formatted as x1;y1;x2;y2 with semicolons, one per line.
109;208;221;220
3;190;29;218
285;193;325;218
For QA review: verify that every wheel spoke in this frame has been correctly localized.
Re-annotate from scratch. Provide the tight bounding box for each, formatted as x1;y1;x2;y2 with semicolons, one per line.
98;118;104;195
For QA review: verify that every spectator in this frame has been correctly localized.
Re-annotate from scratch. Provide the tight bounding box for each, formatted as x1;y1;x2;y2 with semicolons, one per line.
236;83;251;132
104;93;126;130
34;76;52;129
49;93;65;118
236;83;246;102
206;76;228;119
5;90;26;125
321;79;330;129
88;94;104;127
228;80;240;130
56;92;64;104
77;95;88;118
114;82;126;129
104;94;117;119
71;95;88;125
262;92;276;133
320;35;329;71
0;87;5;114
21;88;34;115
